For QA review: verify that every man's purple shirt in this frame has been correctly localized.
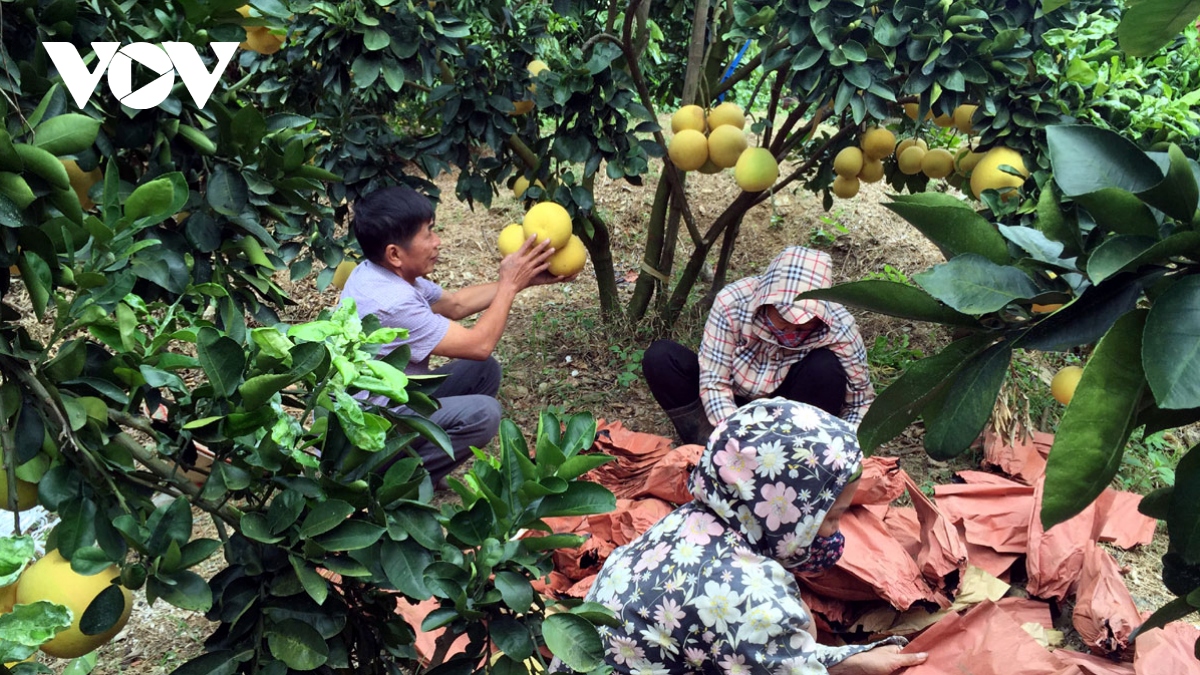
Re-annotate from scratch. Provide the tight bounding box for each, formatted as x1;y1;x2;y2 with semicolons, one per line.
339;259;449;375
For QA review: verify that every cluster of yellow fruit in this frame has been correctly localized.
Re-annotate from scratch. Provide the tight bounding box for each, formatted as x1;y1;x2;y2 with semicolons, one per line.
0;550;133;660
899;102;1030;200
830;127;896;198
238;5;284;55
498;202;587;277
666;103;779;193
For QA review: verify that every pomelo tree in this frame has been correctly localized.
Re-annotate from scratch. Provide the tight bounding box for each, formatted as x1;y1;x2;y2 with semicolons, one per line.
0;1;617;673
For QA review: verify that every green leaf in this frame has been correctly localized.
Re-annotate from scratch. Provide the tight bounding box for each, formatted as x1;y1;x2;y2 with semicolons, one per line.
858;333;993;455
1131;597;1198;640
207;164;249;216
80;584;126;636
420;607;459;632
290;555;329;606
381;539;431;598
923;342;1014;459
521;533;586;551
996;225;1073;268
299;500;355;538
1042;310;1148;528
314;520;384;552
1138;487;1173;520
556;455;615;481
391;414;453;458
240;512;285;544
0;536;34;587
1089;232;1200;284
1143;276;1200;410
914;254;1041;314
570;602;621;627
62;651;98;675
266;619;329;671
532;481;615;520
197;328;245;398
1034;186;1079;253
1117;0;1200;56
1138;144;1200;223
70;546;114;576
163;650;247;675
267;490;305;535
542;613;604;672
494;570;534;613
491;616;534;660
798;281;979;326
1169;442;1200;561
1074;189;1161;238
363;28;390;50
446;498;494;547
16;251;52;319
885;193;1010;264
123;175;182;225
1019;274;1144;352
33;113;100;155
147;570;212;612
1045;126;1162;196
390;507;444;550
0;601;72;652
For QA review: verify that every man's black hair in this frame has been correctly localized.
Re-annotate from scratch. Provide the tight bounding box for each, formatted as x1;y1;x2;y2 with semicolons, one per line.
351;186;436;263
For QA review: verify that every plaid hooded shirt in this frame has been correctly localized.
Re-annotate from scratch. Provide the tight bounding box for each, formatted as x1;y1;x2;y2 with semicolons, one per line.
698;246;874;427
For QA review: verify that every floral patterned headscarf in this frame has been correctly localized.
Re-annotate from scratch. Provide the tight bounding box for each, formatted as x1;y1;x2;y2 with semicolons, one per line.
688;397;863;568
552;399;902;675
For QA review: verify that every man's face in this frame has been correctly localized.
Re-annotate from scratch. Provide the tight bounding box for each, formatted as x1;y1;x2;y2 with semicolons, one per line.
388;220;440;279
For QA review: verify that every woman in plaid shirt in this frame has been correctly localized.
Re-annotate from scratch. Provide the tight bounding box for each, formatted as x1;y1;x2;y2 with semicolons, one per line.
643;246;874;445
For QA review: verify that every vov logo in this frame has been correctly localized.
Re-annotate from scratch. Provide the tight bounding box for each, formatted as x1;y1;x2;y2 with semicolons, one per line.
44;42;240;110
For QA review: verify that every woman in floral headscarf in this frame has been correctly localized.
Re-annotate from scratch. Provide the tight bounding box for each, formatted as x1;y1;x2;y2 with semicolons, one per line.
558;398;928;675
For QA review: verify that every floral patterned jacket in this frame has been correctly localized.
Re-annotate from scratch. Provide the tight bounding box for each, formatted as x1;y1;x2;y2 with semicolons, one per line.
551;399;903;675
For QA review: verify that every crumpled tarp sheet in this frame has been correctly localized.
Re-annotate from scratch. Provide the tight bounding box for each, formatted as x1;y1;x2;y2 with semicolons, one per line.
1026;476;1099;601
851;456;907;505
1133;622;1200;674
899;600;1072;675
582;420;701;504
982;427;1053;484
1073;544;1144;657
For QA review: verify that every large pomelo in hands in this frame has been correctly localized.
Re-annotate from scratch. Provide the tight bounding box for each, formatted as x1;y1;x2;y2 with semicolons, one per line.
522;203;572;249
498;224;527;257
547;235;587;276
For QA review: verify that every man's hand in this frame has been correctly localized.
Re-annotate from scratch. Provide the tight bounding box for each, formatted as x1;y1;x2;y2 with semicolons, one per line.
499;235;555;291
828;646;928;675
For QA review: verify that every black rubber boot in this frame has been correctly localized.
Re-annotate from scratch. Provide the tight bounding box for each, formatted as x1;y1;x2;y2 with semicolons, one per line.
664;399;715;446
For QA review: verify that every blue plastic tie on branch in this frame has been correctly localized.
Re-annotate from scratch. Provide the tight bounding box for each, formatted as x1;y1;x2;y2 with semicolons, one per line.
717;40;754;103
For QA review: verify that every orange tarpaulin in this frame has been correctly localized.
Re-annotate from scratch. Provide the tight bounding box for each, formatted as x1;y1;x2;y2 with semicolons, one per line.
1091;489;1157;549
982;427;1052;485
899;600;1069;675
1133;622;1200;674
583;421;700;504
852;456;907;506
905;474;968;596
1073;545;1143;657
1026;477;1098;601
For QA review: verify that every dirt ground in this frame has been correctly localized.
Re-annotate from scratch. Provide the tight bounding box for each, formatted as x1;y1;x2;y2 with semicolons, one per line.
19;152;1176;672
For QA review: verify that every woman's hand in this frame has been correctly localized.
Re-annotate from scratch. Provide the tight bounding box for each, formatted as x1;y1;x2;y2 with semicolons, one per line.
827;645;928;675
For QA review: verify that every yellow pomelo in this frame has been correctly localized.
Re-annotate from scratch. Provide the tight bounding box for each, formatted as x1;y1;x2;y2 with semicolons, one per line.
510;99;535;116
734;148;779;192
668;129;709;171
954;147;985;176
513;176;543;199
242;26;283;55
1051;366;1084;406
236;5;251;17
331;260;357;291
921;148;955;179
895;137;928;157
0;581;16;613
970;147;1028;200
832;175;860;199
706;102;745;130
857;159;884;183
903;103;932;121
707;125;748;169
833;146;864;178
62;159;101;210
547;235;587;276
16;550;133;659
522;202;572;249
897;146;926;175
953;104;978;135
497;224;527;257
932;112;954;128
671;105;707;134
527;59;549;76
0;471;37;512
860;127;896;161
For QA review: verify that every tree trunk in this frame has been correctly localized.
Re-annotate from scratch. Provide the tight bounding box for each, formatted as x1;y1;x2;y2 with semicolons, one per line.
627;176;671;322
654;198;683;314
582;212;620;321
658;194;755;327
680;0;710;106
